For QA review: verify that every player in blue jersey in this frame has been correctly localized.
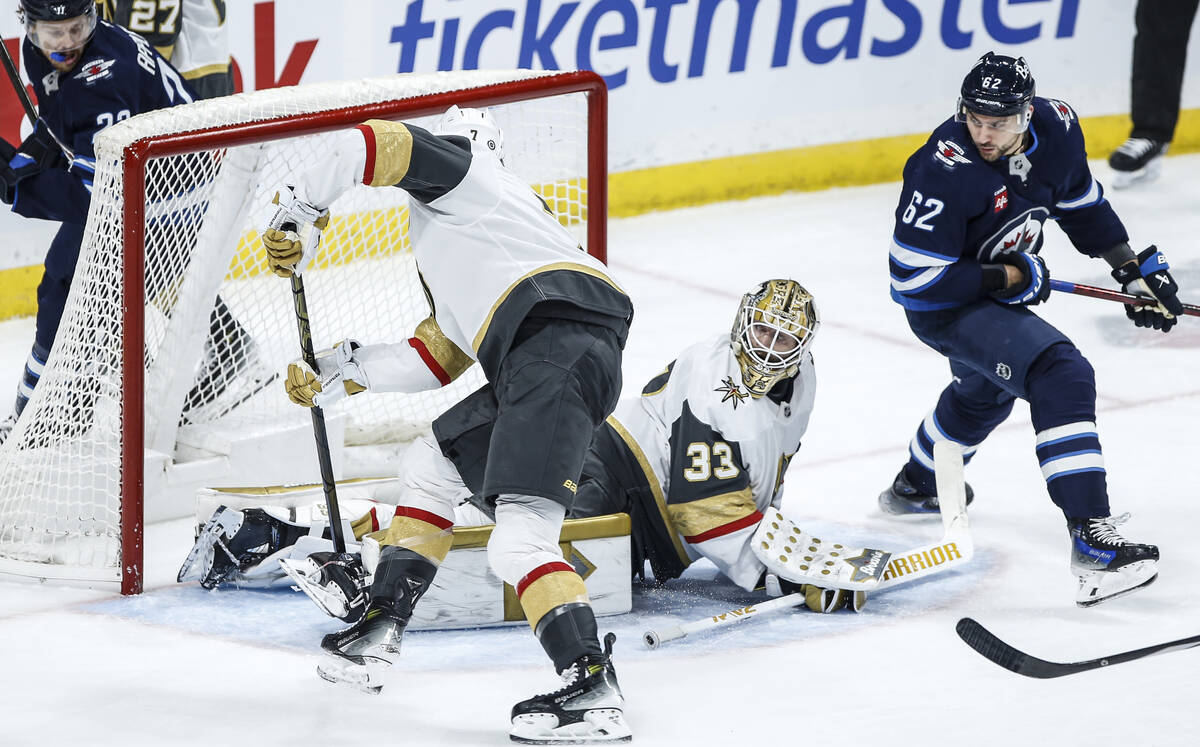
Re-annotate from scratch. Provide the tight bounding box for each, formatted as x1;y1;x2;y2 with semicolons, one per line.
880;53;1182;607
0;0;256;445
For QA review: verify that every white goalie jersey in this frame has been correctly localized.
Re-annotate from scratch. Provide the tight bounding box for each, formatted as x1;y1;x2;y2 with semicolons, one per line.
609;334;816;590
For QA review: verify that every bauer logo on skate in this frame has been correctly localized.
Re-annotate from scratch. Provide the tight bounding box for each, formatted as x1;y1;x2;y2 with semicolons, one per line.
880;542;965;582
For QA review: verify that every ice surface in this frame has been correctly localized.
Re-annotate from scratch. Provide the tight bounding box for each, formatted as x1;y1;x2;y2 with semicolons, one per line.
1;156;1198;746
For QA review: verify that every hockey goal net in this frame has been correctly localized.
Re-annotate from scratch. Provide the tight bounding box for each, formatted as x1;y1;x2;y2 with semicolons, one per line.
0;70;607;594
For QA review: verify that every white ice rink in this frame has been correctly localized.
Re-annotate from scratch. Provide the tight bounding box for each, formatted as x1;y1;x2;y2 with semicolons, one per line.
1;155;1198;746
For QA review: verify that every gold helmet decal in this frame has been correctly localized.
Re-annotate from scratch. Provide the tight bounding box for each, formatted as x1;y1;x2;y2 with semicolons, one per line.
730;279;819;397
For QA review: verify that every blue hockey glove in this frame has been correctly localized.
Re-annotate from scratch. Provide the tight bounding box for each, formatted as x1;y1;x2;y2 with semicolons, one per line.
1111;246;1182;332
991;252;1050;306
1;120;67;205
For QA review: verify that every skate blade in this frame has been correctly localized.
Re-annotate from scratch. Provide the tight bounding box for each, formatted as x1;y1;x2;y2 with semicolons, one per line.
280;557;354;620
1111;160;1162;189
1076;560;1158;607
177;507;244;584
180;368;279;425
877;491;942;519
510;710;632;744
315;653;389;695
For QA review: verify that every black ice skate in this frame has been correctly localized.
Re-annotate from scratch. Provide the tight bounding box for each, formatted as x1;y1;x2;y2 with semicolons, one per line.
177;506;297;588
279;551;369;623
0;412;15;446
1108;137;1168;188
1070;513;1159;607
510;632;631;745
316;605;408;694
180;311;277;425
878;467;975;516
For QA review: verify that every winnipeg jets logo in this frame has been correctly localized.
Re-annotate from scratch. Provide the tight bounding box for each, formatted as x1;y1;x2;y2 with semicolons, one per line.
981;209;1048;260
715;376;748;409
1048;99;1075;132
74;59;116;85
934;139;972;169
993;186;1008;213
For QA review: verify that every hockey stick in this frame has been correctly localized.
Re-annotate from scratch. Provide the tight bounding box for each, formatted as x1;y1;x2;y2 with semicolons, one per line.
956;617;1200;679
642;443;973;648
0;37;75;160
289;272;348;554
1050;279;1200;317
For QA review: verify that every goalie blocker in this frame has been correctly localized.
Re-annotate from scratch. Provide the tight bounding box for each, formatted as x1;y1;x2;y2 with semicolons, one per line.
185;479;632;630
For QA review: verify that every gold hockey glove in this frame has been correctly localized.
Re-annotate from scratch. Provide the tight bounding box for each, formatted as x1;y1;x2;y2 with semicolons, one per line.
263;185;330;278
284;340;367;408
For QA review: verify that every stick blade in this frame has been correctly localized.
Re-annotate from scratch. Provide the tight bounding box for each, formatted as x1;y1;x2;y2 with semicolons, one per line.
955;617;1064;679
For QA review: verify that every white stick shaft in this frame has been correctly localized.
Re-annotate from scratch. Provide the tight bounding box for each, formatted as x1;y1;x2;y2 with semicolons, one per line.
642;593;804;649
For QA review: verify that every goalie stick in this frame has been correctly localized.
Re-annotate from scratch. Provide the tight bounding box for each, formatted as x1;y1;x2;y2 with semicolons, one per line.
1050;278;1199;318
955;617;1200;679
643;442;973;648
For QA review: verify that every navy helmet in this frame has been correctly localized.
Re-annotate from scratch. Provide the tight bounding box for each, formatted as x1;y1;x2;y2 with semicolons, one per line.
18;0;98;54
958;52;1035;118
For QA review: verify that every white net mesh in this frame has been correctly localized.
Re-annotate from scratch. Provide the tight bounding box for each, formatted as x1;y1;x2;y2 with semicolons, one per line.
0;71;600;589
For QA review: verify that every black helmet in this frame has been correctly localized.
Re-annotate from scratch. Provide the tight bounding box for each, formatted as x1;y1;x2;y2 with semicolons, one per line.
17;0;97;56
958;52;1035;118
18;0;96;22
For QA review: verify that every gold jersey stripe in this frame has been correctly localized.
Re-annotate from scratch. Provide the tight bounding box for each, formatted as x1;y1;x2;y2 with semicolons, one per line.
666;486;757;539
519;570;589;631
413;316;474;382
606;416;692;567
471;262;627;353
181;60;233;80
362;120;414;187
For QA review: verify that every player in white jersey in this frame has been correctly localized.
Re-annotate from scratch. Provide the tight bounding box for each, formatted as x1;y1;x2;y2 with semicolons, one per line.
98;0;233;99
182;279;862;619
260;105;634;744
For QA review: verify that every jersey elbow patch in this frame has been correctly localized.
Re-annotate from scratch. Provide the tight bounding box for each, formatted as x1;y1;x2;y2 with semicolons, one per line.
357;120;414;187
1055;178;1102;211
410;316;473;385
669;488;762;544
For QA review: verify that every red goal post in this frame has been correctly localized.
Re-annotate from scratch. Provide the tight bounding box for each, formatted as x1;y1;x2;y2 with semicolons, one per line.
0;70;608;595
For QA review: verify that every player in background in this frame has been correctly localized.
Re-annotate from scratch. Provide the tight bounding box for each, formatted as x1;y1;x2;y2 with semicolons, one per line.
181;279;866;617
881;52;1181;607
97;0;233;99
0;0;205;444
260;105;634;743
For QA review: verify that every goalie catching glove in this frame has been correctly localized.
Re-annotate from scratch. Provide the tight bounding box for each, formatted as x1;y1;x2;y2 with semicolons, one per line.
262;184;330;277
1111;245;1183;332
286;339;368;407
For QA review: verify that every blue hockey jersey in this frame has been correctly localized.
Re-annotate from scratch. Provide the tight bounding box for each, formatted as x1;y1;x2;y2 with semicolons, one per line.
12;19;194;224
888;97;1128;311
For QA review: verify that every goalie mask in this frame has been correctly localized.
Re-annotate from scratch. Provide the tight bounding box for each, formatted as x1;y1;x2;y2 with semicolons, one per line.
434;105;505;164
731;279;819;397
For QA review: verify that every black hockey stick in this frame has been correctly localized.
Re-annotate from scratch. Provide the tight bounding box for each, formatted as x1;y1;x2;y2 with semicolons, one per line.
0;37;75;160
1050;279;1200;317
289;273;348;554
956;617;1200;679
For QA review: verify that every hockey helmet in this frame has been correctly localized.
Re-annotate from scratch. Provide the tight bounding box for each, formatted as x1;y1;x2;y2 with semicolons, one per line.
731;279;819;398
18;0;97;56
956;52;1035;132
434;105;505;163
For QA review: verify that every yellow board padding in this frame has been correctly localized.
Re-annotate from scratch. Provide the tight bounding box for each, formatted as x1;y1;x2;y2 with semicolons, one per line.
0;264;42;320
606;108;1200;217
1;111;1197;322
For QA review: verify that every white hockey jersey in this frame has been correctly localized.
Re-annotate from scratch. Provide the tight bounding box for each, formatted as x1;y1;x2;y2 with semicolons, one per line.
290;120;632;388
609;334;816;590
